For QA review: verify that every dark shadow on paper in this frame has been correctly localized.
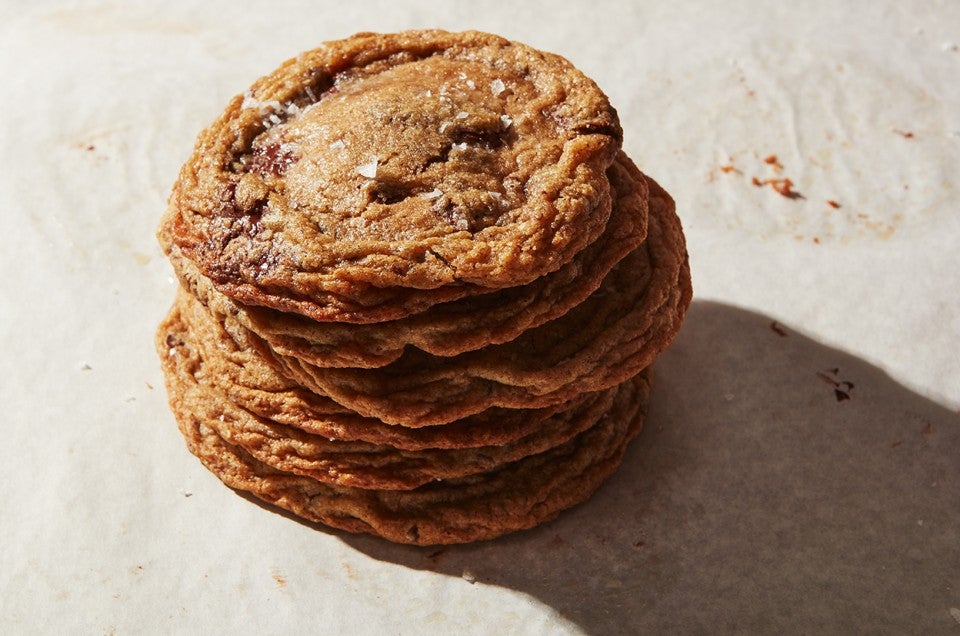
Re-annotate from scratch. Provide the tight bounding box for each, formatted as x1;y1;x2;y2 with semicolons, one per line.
340;300;960;634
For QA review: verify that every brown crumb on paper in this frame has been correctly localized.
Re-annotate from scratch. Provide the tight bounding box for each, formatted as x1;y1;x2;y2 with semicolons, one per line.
816;368;855;402
753;176;804;199
763;154;784;172
426;548;448;565
894;129;915;139
827;199;841;209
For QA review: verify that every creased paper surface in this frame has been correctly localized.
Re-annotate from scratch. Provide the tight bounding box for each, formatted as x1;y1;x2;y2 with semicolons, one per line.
2;2;958;633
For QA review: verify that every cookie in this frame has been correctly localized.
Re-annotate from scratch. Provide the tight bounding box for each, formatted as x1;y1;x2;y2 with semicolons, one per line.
267;174;691;426
166;289;608;451
165;355;648;545
160;303;649;490
175;152;647;368
159;30;622;323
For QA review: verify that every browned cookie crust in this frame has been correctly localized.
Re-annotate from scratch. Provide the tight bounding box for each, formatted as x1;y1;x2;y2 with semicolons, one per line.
166;289;611;451
176;152;647;368
160;301;649;490
164;354;649;546
159;30;622;323
263;175;690;426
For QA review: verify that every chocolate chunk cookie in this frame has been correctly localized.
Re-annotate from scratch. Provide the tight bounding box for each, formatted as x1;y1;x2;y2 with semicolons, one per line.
159;30;622;323
175;152;647;368
265;175;690;426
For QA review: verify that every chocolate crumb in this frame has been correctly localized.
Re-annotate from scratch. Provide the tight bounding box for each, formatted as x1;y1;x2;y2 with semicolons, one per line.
763;154;783;171
770;321;788;337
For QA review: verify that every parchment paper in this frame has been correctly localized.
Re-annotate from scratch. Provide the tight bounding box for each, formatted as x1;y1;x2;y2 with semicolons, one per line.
2;1;958;633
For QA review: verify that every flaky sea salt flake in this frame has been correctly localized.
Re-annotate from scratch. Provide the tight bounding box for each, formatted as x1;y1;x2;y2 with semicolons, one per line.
241;90;259;110
439;121;451;133
500;114;513;128
420;188;443;199
490;78;506;96
356;157;379;179
329;139;346;151
455;111;468;119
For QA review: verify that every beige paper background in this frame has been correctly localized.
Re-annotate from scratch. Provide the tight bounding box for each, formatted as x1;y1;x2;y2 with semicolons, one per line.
2;1;958;633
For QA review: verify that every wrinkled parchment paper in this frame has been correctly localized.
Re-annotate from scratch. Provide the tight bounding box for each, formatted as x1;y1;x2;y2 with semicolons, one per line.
2;2;958;633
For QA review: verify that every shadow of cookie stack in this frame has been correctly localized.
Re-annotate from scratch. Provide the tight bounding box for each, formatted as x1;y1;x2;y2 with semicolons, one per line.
156;30;691;545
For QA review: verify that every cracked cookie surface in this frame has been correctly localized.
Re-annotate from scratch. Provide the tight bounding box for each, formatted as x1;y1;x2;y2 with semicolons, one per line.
159;30;622;323
267;175;691;426
175;152;647;367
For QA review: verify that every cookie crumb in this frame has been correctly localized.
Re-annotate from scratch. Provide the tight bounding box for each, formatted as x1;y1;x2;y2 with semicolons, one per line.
81;363;92;371
827;199;841;209
763;154;783;172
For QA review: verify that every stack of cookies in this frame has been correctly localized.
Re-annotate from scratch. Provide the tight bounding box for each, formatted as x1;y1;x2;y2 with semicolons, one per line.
156;30;691;545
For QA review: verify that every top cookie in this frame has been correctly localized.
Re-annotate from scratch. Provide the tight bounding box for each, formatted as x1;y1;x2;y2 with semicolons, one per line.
159;30;622;322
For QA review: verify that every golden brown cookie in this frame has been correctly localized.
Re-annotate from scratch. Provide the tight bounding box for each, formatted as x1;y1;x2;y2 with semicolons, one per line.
166;289;614;451
159;301;649;490
159;30;622;323
264;175;691;426
163;349;649;546
174;152;647;368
